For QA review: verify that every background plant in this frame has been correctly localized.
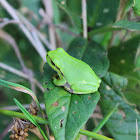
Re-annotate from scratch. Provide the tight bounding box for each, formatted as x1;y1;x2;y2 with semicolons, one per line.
0;0;140;140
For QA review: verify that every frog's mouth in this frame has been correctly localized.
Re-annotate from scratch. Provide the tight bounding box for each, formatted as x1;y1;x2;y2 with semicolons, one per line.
47;55;64;76
50;60;64;76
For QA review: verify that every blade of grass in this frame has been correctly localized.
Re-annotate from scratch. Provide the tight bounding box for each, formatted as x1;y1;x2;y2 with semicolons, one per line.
0;79;44;117
79;129;114;140
88;104;118;140
14;98;48;140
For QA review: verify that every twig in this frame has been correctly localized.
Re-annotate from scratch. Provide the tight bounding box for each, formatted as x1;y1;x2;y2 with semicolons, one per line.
136;119;138;140
39;10;80;37
43;0;56;50
108;0;127;49
0;0;47;61
53;24;80;37
0;62;44;93
82;0;87;38
0;29;39;95
0;29;26;72
116;0;126;21
131;17;140;22
16;11;52;50
0;19;19;28
0;103;45;111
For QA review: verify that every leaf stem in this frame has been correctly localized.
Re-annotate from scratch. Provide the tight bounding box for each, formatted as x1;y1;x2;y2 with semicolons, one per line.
93;104;118;133
79;129;114;140
0;109;48;124
88;104;118;140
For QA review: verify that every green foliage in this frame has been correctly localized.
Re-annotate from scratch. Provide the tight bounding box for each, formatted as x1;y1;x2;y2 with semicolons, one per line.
109;36;140;105
0;0;140;140
14;98;48;140
43;62;100;140
99;72;140;140
87;0;119;28
113;20;140;31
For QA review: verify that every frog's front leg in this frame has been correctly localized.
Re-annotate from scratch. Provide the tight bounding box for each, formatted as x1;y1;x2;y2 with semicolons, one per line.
53;74;66;86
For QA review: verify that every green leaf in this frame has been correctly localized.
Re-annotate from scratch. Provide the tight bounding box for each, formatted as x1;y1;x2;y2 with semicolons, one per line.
67;37;109;78
14;98;48;140
65;92;100;140
0;79;44;116
109;35;140;75
43;63;100;140
108;35;140;105
132;0;140;15
87;0;119;28
0;79;37;100
99;72;140;140
113;20;140;31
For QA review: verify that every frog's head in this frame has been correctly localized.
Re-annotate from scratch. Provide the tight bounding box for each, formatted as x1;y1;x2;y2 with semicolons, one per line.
46;48;66;74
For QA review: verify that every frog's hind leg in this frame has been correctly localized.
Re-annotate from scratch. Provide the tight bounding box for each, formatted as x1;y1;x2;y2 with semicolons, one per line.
64;83;74;93
70;83;98;94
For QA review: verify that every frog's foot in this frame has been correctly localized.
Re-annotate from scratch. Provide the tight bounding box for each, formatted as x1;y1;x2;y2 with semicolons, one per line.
53;75;66;86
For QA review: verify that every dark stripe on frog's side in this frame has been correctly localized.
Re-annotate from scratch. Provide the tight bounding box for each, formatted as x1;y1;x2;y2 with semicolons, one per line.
50;59;64;76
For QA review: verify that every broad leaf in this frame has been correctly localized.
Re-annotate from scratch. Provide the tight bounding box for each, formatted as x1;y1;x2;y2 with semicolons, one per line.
113;20;140;31
108;35;140;105
43;37;109;139
65;92;99;140
87;0;119;28
99;72;140;140
43;63;100;140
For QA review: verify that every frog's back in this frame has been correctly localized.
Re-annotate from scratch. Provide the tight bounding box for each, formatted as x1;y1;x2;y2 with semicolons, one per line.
55;48;100;85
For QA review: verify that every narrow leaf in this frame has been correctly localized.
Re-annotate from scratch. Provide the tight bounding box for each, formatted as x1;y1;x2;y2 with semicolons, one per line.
79;129;114;140
0;79;36;100
14;98;48;140
92;103;118;135
0;79;44;116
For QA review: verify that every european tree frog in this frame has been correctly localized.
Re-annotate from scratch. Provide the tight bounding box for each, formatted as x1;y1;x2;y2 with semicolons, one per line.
46;48;101;94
